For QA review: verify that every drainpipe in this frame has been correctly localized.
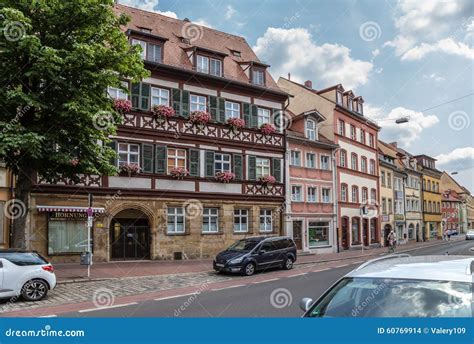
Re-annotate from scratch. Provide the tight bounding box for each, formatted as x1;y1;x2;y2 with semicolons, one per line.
332;147;340;253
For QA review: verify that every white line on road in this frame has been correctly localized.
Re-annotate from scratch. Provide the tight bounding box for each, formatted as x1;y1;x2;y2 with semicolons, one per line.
352;260;364;264
252;278;280;284
78;302;138;313
38;315;57;318
286;272;307;277
154;293;198;301
312;267;330;272
333;264;349;268
210;284;245;291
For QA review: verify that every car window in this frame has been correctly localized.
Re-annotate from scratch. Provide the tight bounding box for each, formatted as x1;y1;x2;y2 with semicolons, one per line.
0;252;48;266
227;240;259;252
308;277;473;318
260;242;275;252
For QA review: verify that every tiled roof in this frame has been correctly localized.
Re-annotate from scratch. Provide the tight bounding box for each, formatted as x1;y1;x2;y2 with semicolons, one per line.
114;4;282;92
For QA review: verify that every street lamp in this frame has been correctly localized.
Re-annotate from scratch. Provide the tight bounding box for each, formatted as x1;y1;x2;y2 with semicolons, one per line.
451;171;459;175
395;117;410;124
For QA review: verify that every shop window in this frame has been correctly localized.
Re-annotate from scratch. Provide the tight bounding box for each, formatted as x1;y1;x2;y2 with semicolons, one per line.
308;221;330;247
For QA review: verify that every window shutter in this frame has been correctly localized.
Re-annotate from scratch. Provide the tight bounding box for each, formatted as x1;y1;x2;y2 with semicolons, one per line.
189;149;200;177
107;140;117;167
181;90;190;117
233;154;243;180
209;96;218;121
248;155;256;181
218;98;226;123
272;109;280;131
251;105;259;128
141;83;150;110
243;102;251;127
155;145;167;174
131;83;140;109
205;151;215;177
272;158;282;183
141;143;154;173
172;88;181;115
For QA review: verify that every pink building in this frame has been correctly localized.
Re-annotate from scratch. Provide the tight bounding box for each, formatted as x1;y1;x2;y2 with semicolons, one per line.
285;110;339;253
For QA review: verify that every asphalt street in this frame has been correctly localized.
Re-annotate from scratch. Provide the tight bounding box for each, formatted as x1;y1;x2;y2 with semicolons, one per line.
61;239;474;318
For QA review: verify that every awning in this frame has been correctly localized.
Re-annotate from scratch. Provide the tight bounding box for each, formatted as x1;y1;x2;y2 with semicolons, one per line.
36;206;106;213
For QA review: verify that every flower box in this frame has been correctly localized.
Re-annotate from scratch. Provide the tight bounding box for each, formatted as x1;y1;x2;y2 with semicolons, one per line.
119;163;140;177
189;111;211;126
260;175;276;186
227;118;245;132
113;99;132;115
259;123;276;135
215;171;235;183
170;167;189;179
152;105;175;122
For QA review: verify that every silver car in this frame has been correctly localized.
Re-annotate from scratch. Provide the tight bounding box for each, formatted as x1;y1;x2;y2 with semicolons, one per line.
300;255;473;317
466;230;474;240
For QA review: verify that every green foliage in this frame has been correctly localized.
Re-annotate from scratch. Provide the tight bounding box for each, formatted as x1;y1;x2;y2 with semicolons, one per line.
0;0;149;180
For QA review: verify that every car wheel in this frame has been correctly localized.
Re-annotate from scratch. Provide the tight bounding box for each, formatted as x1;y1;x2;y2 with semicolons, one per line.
21;279;48;301
283;257;294;270
243;262;255;276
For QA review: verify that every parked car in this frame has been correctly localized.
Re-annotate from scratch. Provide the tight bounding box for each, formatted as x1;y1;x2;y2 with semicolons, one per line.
465;230;474;240
213;236;297;276
0;250;56;301
300;255;473;317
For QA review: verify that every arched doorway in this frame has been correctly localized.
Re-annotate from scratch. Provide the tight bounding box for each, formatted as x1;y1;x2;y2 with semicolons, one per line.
362;218;369;246
110;209;151;260
416;223;420;242
370;218;378;244
341;217;349;249
384;224;392;246
408;223;415;240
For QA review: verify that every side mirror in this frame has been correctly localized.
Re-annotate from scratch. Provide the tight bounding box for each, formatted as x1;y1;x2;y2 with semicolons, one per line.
259;250;266;254
299;297;313;312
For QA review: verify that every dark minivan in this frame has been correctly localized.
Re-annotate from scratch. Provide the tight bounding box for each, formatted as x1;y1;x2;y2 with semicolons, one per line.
213;236;297;276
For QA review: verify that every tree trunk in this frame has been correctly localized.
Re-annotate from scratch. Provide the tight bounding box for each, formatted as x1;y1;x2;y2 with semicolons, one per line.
11;168;35;249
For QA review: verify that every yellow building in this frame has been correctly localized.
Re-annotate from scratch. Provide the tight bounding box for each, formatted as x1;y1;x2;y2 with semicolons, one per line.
378;141;397;245
416;155;442;240
0;162;14;248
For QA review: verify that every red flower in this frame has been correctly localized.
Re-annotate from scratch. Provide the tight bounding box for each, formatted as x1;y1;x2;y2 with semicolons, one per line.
152;105;175;119
170;167;189;179
113;99;132;114
70;158;80;167
189;111;211;125
260;175;276;185
215;171;235;183
227;118;245;130
119;163;140;176
259;123;276;135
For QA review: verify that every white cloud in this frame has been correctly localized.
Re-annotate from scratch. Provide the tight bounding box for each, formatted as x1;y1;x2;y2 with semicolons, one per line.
225;5;237;20
435;147;474;171
371;49;380;57
385;0;474;60
193;19;213;28
119;0;178;18
253;27;373;90
365;104;439;146
423;73;445;82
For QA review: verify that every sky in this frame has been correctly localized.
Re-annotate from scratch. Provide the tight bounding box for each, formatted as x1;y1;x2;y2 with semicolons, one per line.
119;0;474;192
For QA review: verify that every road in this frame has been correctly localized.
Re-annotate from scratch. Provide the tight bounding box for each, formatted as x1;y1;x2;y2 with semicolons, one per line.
60;239;474;318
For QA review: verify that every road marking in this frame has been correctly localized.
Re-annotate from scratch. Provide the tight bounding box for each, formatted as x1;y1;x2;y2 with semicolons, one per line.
352;260;364;264
314;267;330;272
210;284;245;291
333;264;349;268
154;293;198;301
252;278;280;284
286;272;307;277
78;302;138;313
38;315;57;318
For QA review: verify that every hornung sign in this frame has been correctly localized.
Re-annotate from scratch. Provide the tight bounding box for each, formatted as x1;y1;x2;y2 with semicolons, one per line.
49;212;88;221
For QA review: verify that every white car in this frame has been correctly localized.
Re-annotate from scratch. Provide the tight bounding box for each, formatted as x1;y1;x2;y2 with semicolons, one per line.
0;250;56;301
465;230;474;240
300;254;473;317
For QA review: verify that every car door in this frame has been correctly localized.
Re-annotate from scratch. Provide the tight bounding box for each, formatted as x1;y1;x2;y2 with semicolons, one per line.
255;242;277;270
0;259;3;291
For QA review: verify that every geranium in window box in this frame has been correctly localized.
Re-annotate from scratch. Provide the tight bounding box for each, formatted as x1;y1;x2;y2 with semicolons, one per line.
119;163;140;177
70;158;80;167
226;118;245;132
189;111;211;127
259;123;276;135
170;167;189;180
215;171;235;183
113;99;132;115
152;105;175;123
260;175;276;186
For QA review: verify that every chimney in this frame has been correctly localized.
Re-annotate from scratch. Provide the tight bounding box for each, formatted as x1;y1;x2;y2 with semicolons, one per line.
184;18;191;22
287;73;291;81
304;80;312;89
390;142;397;148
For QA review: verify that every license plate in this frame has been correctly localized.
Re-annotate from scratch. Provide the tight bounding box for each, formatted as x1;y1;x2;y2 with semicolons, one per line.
215;263;224;267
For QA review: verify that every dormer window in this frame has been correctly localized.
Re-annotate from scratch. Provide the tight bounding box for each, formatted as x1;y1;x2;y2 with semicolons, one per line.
197;55;209;74
357;102;363;114
306;119;317;140
348;97;353;111
231;50;241;57
131;39;162;63
252;68;265;86
132;39;147;59
138;27;152;33
336;91;343;105
196;55;222;77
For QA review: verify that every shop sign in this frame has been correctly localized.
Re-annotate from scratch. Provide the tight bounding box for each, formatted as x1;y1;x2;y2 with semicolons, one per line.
381;215;390;222
395;214;405;221
49;212;87;221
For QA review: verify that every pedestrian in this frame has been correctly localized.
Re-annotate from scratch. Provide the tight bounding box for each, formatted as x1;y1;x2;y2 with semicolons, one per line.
387;230;396;253
447;229;452;241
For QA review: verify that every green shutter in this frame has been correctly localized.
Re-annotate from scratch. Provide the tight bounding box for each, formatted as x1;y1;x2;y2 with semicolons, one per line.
272;158;282;183
243;102;251;127
218;98;226;123
141;143;154;173
233;154;243;180
131;83;140;109
181;90;190;117
155;145;167;174
251;105;259;128
248;155;256;180
205;151;215;177
172;88;181;115
272;109;280;130
209;96;218;121
141;83;150;110
189;149;200;177
107;140;117;167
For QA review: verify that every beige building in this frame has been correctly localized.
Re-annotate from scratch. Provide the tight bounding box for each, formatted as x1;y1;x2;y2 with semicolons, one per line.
378;141;397;245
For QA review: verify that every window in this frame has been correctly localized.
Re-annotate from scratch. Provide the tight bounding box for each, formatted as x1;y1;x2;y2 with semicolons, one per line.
340;150;347;168
131;83;150;110
351;153;358;170
210;58;222;77
257;107;271;126
308;221;330;247
256;158;270;178
338;120;345;136
151;87;169;106
369;159;375;175
225;101;240;119
371;189;376;202
382;198;387;214
291;186;302;202
358;103;363;114
167;207;185;233
306;119;316;140
362;187;368;203
203;208;219;233
351;218;360;244
190;94;207;112
336;92;343;105
167;148;186;173
351;186;359;203
252;69;265;85
388;199;392;214
341;184;348;202
214;153;231;173
387;173;392;188
307;187;317;202
48;219;88;254
320;155;330;170
350;125;356;140
381;171;386;186
322;188;331;203
118;143;139;167
146;43;162;63
348;98;353;111
107;82;129;100
260;209;272;232
369;134;375;148
360;129;366;144
131;39;147;59
196;55;209;74
306;153;316;168
361;157;367;173
233;209;248;232
290;151;301;166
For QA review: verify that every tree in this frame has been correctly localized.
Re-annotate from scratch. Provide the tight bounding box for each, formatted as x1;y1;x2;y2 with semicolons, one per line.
0;0;149;248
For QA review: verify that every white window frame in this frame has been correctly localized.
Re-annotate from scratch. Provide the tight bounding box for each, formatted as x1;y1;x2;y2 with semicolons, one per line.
322;188;331;203
256;158;270;179
306;119;316;140
351;186;358;203
214;153;231;173
252;69;265;85
336;92;343;105
225;101;240;120
167;148;187;173
196;55;209;74
190;94;207;112
306;153;316;168
370;160;375;175
320;155;330;170
151;87;170;106
146;43;162;63
257;107;271;126
202;208;219;233
210;58;222;77
167;207;185;234
259;209;273;232
290;151;301;166
341;184;348;202
117;143;140;167
131;39;147;59
338;120;345;136
291;185;303;202
107;81;129;100
307;186;317;203
233;209;248;233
